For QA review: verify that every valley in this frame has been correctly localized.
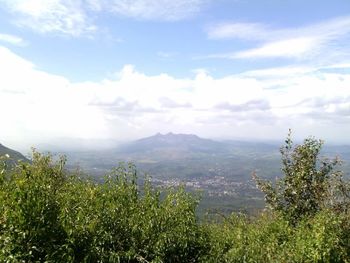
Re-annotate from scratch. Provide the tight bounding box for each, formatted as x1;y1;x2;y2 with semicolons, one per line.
2;133;349;215
57;133;350;215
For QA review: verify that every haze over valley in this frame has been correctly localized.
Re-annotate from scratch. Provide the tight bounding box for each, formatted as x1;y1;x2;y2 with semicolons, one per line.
31;132;350;214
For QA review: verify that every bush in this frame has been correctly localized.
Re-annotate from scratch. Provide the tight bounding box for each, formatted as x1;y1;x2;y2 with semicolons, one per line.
0;151;67;262
202;209;350;262
253;130;347;224
0;152;208;262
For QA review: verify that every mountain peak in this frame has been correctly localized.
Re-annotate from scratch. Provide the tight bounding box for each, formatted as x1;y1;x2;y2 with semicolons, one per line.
118;132;224;157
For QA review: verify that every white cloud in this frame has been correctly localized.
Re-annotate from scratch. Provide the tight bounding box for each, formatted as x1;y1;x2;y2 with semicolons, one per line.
241;66;315;78
0;0;209;36
207;16;350;41
0;0;97;36
207;22;271;40
234;37;317;59
107;0;208;21
206;16;350;60
1;46;350;149
0;33;25;45
200;36;318;59
0;46;107;144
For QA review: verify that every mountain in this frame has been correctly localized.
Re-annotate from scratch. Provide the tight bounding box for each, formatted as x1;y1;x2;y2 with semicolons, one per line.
62;133;282;180
0;143;28;163
117;132;227;158
61;133;350;182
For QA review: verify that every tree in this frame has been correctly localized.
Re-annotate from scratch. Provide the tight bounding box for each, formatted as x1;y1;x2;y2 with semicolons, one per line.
0;151;67;261
254;130;347;224
0;152;208;262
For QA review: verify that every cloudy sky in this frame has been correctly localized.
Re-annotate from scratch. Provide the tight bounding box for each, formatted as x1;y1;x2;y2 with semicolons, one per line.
0;0;350;150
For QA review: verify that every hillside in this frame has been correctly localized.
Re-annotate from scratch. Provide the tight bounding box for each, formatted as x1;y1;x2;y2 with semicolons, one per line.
0;143;27;162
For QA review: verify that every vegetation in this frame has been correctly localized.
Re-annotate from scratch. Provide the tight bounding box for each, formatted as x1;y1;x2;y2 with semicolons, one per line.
1;134;350;262
254;130;350;224
0;153;205;262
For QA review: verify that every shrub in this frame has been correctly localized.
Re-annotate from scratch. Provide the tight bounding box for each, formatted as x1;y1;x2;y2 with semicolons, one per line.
0;151;67;262
253;130;347;224
202;209;350;262
0;152;208;262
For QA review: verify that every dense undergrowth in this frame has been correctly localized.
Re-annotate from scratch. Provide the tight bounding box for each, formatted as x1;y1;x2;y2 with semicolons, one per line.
1;134;350;262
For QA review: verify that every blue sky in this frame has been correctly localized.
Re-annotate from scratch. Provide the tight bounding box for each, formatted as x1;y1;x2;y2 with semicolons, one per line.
0;0;350;149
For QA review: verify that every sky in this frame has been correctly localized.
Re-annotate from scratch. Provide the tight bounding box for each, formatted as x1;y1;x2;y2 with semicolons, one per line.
0;0;350;150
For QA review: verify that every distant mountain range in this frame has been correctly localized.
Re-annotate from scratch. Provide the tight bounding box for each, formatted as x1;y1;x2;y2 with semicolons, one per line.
116;132;229;159
61;133;350;180
62;133;282;179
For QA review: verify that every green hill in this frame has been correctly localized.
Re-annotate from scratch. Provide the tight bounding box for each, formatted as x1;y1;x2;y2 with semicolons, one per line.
0;143;28;162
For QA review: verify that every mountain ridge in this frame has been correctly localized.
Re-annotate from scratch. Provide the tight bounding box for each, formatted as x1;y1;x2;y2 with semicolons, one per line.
116;132;229;157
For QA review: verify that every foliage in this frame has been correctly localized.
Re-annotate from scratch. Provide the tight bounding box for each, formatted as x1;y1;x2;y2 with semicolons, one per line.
201;209;350;262
0;152;67;262
1;133;350;262
0;151;206;262
253;130;349;223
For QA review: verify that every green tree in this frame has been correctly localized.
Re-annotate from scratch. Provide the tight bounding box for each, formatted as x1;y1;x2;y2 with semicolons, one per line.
254;130;347;224
0;152;208;262
0;151;67;262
